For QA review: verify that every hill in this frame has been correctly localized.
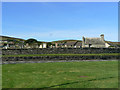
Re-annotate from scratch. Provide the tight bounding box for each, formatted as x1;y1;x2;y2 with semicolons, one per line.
0;35;25;41
0;35;120;46
0;35;46;43
105;41;120;47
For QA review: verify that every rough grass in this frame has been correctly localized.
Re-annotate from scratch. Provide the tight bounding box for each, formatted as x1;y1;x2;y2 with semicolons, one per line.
2;61;118;88
2;53;120;57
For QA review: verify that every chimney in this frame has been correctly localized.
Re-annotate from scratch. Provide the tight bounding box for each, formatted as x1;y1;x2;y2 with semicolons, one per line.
82;36;85;48
100;34;104;41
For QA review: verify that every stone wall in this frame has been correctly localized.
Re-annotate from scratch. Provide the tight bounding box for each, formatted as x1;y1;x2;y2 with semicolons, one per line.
2;48;120;55
2;48;119;63
2;55;119;62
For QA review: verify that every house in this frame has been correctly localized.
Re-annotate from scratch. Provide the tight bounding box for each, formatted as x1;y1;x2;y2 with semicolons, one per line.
63;41;82;48
52;42;65;48
64;41;77;48
0;40;8;49
54;41;82;48
38;43;47;48
105;41;119;48
82;34;109;48
57;42;66;48
1;40;15;49
39;44;43;48
42;43;47;48
75;41;82;48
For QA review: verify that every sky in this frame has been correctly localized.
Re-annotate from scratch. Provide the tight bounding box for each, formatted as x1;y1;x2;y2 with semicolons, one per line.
2;2;118;42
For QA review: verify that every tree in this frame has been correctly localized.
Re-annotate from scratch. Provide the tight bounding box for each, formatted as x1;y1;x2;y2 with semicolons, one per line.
25;38;38;45
38;42;42;46
47;42;52;46
25;38;38;48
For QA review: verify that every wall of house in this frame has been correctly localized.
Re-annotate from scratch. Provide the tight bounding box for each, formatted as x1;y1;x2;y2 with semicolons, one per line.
105;43;110;48
2;48;120;55
91;45;105;48
83;44;106;48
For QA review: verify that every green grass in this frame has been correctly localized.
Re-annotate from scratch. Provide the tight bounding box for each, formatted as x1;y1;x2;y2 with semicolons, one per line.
2;53;120;57
2;61;118;88
0;65;2;89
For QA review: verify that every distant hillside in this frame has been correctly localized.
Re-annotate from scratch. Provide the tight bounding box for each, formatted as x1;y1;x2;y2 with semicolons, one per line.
1;35;120;46
0;35;25;41
0;35;46;43
105;41;120;45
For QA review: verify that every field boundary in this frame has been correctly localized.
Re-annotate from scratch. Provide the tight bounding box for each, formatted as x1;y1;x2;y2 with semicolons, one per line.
2;59;118;64
2;53;120;57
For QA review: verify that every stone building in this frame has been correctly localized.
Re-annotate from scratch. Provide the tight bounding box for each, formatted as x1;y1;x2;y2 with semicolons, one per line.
42;43;47;48
82;34;109;48
75;41;82;48
105;41;119;48
55;42;66;48
64;41;77;48
63;41;82;48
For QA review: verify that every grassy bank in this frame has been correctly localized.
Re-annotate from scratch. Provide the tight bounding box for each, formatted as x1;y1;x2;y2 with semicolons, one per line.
2;61;118;88
2;53;120;57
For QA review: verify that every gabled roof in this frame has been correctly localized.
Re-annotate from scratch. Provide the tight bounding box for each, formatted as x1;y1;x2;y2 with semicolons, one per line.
84;38;105;45
64;41;77;46
57;42;66;46
106;42;119;47
75;41;82;46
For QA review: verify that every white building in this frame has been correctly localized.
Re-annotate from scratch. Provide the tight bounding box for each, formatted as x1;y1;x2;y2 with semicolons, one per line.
42;43;47;48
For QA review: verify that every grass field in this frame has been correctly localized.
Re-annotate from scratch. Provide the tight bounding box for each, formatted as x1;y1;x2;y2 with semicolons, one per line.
2;53;120;57
2;61;118;88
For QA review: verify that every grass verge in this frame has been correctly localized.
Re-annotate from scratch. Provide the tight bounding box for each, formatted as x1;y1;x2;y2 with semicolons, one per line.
2;61;118;88
2;53;120;57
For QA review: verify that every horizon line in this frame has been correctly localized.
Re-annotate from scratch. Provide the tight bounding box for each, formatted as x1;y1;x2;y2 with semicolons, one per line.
0;35;119;42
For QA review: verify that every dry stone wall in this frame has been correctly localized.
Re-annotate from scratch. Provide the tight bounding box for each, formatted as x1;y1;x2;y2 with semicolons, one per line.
2;48;119;63
2;48;120;55
2;55;120;62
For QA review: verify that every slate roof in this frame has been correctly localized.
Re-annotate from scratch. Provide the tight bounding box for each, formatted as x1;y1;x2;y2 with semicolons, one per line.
75;41;82;46
58;42;65;46
84;38;105;45
64;41;77;46
107;42;119;47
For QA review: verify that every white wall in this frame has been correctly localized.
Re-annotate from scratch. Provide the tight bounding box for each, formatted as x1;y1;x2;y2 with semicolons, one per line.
43;43;47;48
105;43;110;48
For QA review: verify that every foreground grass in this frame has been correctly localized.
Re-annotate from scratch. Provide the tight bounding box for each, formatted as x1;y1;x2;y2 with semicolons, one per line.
0;65;2;89
2;53;120;57
2;61;118;88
